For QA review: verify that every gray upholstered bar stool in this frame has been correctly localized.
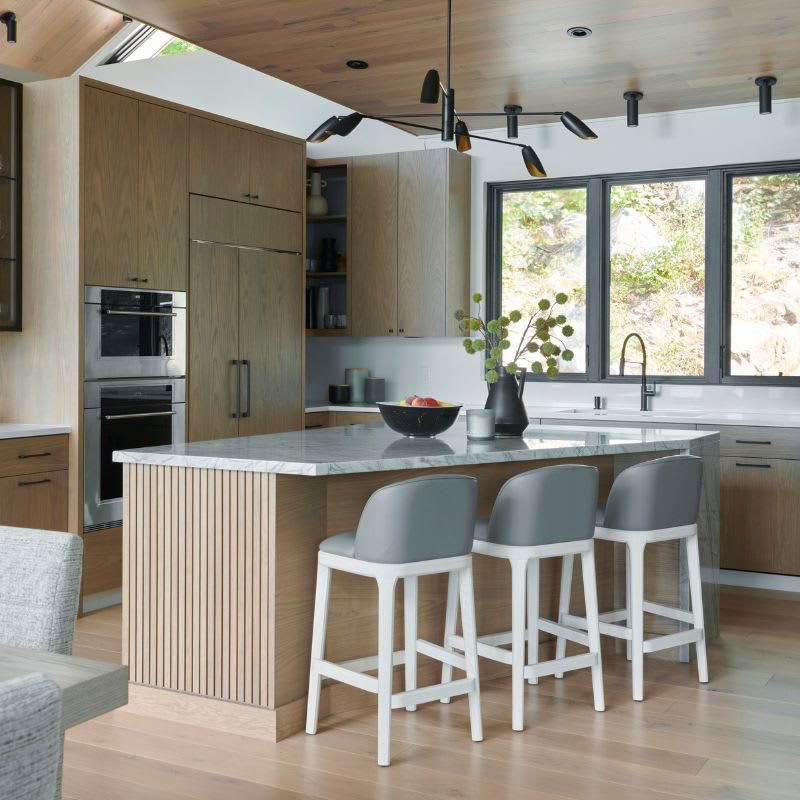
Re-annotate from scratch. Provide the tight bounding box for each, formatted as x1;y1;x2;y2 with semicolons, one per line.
555;455;708;701
441;465;605;732
305;475;483;767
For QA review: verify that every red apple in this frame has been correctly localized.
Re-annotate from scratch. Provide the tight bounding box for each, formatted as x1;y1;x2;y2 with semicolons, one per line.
405;394;419;405
412;396;439;407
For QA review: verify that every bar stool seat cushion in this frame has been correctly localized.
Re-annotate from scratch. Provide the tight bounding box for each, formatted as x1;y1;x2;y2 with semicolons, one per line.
319;532;356;558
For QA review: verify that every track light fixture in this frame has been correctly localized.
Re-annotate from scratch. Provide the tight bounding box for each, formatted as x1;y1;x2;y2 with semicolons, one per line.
755;76;776;115
306;0;597;177
623;91;643;127
0;11;17;44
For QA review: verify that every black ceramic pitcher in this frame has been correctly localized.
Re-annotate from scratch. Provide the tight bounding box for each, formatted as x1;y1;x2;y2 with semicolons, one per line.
485;368;529;437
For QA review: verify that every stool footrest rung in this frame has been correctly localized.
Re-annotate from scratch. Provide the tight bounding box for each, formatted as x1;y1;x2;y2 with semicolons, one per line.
599;609;628;623
338;650;406;674
416;639;467;670
643;601;695;624
642;629;703;653
538;618;589;647
562;613;633;641
391;678;476;709
525;652;597;680
316;660;379;693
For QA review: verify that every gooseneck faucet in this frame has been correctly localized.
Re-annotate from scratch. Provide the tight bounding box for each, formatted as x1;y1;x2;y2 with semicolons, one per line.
619;332;656;412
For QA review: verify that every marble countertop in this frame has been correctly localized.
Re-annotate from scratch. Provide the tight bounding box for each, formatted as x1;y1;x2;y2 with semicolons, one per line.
115;420;717;477
0;423;71;440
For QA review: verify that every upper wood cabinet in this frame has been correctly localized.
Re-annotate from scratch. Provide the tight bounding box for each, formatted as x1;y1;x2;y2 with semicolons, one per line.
189;116;304;212
350;148;470;337
351;153;399;337
83;87;139;288
84;88;188;290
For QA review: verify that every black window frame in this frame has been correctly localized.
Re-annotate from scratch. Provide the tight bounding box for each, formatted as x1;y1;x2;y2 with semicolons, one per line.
487;158;800;387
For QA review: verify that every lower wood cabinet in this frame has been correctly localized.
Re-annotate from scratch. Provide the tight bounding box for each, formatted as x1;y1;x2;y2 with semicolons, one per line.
304;411;380;428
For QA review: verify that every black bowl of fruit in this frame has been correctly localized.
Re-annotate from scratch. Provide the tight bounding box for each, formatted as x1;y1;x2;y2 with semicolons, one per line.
377;395;461;438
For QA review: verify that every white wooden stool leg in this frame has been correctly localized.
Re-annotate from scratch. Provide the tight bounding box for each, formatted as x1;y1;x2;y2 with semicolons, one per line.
511;558;527;731
686;532;709;684
404;575;419;711
625;544;632;661
306;562;331;735
458;564;483;742
526;558;540;685
580;547;605;712
377;576;397;766
440;570;459;703
628;541;646;701
554;553;574;679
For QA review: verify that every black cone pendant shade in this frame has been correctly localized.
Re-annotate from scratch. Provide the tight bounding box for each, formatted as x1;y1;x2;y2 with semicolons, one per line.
521;146;546;178
560;111;598;140
420;69;441;104
455;120;471;152
330;112;364;136
306;116;339;143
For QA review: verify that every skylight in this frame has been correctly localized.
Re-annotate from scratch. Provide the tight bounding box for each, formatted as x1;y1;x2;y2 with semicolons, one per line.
103;24;202;65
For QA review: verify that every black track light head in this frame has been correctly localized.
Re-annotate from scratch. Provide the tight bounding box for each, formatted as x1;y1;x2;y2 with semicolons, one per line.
504;104;521;139
330;112;364;137
420;69;441;104
623;91;643;127
455;120;472;152
521;145;547;178
755;76;777;115
560;111;597;140
306;116;340;143
1;11;17;44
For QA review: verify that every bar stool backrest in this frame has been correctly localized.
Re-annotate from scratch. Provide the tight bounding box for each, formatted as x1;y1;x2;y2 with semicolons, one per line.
603;454;703;531
354;475;477;563
486;464;599;547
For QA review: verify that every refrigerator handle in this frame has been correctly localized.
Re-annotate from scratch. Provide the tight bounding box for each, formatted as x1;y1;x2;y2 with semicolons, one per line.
232;360;241;419
241;360;252;418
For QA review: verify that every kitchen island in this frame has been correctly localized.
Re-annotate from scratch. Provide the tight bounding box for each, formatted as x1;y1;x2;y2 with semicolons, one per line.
115;421;719;741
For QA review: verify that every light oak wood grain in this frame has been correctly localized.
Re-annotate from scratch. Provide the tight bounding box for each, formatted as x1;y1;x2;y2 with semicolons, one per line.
697;423;800;459
0;468;68;530
188;115;250;203
0;433;69;477
82;525;123;596
446;151;471;336
249;131;304;213
329;411;381;427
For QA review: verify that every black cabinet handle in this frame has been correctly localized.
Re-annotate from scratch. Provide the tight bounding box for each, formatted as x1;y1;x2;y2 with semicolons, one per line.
251;194;259;200
735;439;772;445
243;193;251;198
735;462;771;469
231;360;241;419
139;277;149;283
18;452;51;459
399;328;405;334
128;276;139;282
242;359;252;418
18;478;52;487
388;328;394;334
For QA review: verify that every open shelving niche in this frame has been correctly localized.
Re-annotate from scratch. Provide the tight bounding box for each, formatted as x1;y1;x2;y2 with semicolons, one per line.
305;158;351;336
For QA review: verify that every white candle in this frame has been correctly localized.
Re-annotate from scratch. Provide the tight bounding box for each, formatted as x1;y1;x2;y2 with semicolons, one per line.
466;409;495;440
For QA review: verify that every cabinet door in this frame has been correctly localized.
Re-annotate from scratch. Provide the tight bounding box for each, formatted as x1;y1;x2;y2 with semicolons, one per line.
351;154;398;336
0;470;68;531
139;102;188;290
720;456;800;575
238;249;303;436
188;242;240;442
398;150;447;337
188;116;250;203
249;132;304;212
83;87;138;288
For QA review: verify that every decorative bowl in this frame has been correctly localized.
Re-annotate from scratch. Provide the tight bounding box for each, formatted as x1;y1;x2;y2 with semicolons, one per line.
377;401;461;438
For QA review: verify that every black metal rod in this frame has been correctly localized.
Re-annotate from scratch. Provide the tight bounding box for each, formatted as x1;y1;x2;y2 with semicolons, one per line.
372;111;564;119
369;115;527;149
446;0;452;90
442;88;455;140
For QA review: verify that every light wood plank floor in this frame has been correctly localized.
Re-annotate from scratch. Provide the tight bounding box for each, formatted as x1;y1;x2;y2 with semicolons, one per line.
65;586;800;799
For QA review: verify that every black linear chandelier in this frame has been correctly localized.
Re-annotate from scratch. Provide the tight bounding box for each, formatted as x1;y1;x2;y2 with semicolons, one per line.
307;0;598;177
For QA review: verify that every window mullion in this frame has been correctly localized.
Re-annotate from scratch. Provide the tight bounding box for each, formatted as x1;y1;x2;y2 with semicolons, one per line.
705;170;725;384
586;178;605;382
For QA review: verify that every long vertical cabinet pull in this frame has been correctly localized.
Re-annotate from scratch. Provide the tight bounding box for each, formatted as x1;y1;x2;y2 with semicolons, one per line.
241;359;252;418
232;360;242;419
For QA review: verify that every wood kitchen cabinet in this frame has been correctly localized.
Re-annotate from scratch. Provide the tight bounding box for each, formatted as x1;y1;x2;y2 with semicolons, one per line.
350;148;470;337
189;116;304;212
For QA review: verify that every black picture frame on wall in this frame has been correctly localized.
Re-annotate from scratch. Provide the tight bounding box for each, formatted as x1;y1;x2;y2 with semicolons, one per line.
0;77;22;332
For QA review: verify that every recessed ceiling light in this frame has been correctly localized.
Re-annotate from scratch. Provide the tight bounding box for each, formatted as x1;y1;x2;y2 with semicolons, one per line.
346;59;369;69
567;26;592;38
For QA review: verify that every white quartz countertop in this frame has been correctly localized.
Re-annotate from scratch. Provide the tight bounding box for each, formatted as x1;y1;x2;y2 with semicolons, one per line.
114;421;716;477
0;423;70;440
305;401;800;429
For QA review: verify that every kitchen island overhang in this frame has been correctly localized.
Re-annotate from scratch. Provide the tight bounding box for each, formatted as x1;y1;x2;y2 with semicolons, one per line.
115;421;719;741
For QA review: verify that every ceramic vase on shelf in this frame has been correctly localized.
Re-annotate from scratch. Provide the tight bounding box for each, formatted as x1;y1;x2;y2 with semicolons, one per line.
485;368;529;437
306;172;328;218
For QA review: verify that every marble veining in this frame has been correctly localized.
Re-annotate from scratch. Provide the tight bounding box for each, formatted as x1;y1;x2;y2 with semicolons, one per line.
0;423;71;440
114;420;719;477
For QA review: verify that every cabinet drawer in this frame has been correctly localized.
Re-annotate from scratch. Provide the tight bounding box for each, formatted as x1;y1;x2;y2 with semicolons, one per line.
0;435;69;478
0;469;69;531
698;424;800;459
330;411;381;427
304;412;330;429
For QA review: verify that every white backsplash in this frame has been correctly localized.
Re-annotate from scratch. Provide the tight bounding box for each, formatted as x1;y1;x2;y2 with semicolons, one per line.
306;336;800;415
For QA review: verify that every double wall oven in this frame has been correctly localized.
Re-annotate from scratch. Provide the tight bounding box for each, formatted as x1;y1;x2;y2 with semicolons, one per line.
83;287;186;532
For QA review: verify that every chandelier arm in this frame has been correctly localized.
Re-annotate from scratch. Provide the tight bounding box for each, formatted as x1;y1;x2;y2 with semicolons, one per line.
446;0;452;90
368;116;444;134
453;111;565;117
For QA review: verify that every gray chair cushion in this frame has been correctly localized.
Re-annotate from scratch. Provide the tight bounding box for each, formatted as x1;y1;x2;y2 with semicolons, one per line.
603;455;703;531
0;527;83;655
484;464;599;547
319;532;356;558
0;673;62;800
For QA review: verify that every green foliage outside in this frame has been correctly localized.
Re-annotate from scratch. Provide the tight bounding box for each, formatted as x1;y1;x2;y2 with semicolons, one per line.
157;38;203;57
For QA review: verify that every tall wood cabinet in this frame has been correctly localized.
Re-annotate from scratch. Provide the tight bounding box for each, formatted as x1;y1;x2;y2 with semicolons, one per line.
350;148;470;337
188;197;304;442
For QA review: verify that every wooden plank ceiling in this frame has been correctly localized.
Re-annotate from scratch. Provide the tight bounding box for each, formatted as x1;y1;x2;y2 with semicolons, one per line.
0;0;125;78
92;0;800;129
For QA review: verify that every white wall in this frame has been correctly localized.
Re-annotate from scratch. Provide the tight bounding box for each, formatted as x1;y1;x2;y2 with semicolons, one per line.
83;49;800;412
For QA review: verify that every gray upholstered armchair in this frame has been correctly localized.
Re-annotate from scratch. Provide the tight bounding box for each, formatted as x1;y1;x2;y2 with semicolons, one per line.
0;527;83;655
0;673;63;800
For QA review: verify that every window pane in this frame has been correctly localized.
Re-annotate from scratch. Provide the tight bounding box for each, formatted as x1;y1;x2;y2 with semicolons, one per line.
501;188;587;373
608;180;706;376
730;173;800;377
